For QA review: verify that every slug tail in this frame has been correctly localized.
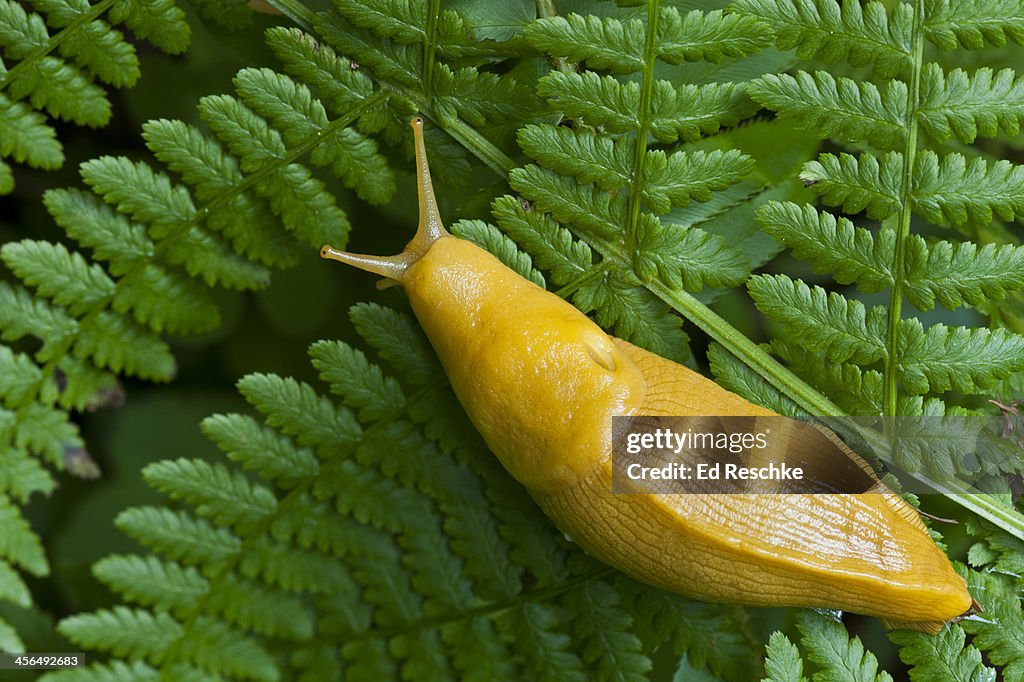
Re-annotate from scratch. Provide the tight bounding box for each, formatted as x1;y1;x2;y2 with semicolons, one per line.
320;116;449;284
881;598;982;634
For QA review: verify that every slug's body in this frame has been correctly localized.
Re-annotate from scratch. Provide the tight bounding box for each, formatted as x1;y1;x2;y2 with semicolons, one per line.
323;118;972;632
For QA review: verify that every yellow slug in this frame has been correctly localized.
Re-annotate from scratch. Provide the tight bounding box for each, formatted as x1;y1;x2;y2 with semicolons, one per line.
321;117;973;633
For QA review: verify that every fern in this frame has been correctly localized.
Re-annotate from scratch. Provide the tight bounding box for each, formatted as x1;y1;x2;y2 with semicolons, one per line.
0;18;405;653
730;0;1024;447
1;0;1021;678
0;0;191;191
304;0;536;184
725;0;1024;677
490;2;781;362
45;307;757;680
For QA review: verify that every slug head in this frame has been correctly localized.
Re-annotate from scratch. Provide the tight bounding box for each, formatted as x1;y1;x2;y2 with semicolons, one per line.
403;237;648;494
320;116;448;284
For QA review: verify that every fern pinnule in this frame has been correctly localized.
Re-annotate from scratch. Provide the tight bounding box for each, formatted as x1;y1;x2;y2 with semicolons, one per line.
917;64;1024;142
922;0;1024;50
732;0;914;77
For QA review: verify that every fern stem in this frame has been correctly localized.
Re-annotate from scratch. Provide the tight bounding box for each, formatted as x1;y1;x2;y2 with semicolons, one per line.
626;0;662;255
884;0;927;416
423;0;441;99
441;117;517;177
265;0;316;31
0;0;115;94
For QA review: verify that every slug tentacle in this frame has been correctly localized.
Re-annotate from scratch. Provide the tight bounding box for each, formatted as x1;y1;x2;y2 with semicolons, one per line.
320;116;450;284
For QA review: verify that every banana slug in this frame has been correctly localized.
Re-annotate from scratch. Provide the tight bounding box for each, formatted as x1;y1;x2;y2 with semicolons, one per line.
321;117;972;633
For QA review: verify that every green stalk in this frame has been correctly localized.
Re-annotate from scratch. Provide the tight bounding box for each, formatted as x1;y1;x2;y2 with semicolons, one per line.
266;0;316;31
423;0;441;99
441;117;517;177
647;282;844;417
624;0;662;255
884;0;926;416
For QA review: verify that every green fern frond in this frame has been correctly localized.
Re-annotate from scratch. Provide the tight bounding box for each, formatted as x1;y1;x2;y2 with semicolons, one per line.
0;22;414;651
309;0;535;182
923;0;1024;50
0;282;80;359
499;2;780;363
960;567;1024;679
526;9;768;73
60;607;183;663
538;72;755;144
749;71;908;148
890;627;995;682
904;236;1024;310
48;302;791;680
0;97;62;169
627;585;759;679
912;151;1024;226
510;164;627;243
525;13;647;74
143;459;277;534
517;124;632;193
732;0;913;77
1;240;115;317
918;64;1024;142
565;581;650;681
800;152;903;219
897;320;1024;394
491;194;592;287
802;611;894;681
768;340;885;415
748;274;887;364
763;631;807;682
91;555;206;618
707;343;804;417
755;201;893;293
633;215;749;290
450;219;546;288
655;7;773;63
117;506;241;568
41;660;163;682
0;495;47;578
0;0;189;191
758;201;1024;311
743;0;1024;612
